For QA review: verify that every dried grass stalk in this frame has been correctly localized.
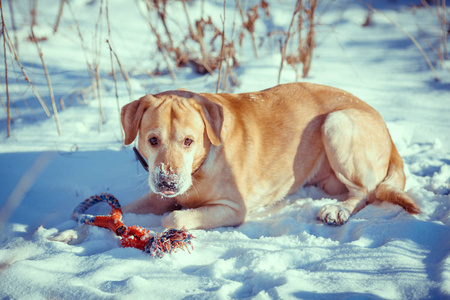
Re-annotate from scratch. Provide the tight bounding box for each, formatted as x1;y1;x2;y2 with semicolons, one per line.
7;0;18;54
1;1;51;118
1;0;11;137
216;0;226;93
93;0;105;132
278;0;302;84
106;0;123;141
107;40;134;101
442;0;448;60
365;2;440;81
53;0;66;34
142;0;177;81
30;26;62;135
66;1;97;98
301;0;316;78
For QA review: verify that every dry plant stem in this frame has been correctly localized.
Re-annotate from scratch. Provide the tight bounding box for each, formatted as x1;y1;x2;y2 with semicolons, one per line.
94;0;105;133
302;0;316;78
224;49;233;91
231;0;239;39
142;1;176;81
7;0;18;54
297;5;303;60
162;50;177;81
238;3;258;58
417;26;443;60
95;66;102;133
53;0;66;34
1;10;51;117
106;0;112;45
181;0;196;42
105;0;123;141
66;1;96;98
442;0;448;59
216;0;226;93
31;27;62;136
237;1;244;35
181;0;213;74
108;43;123;141
419;0;447;61
67;1;94;73
295;2;304;81
248;9;258;58
278;0;302;84
106;40;134;101
105;0;120;141
30;0;38;27
146;0;174;49
159;2;174;49
364;3;439;81
1;0;11;137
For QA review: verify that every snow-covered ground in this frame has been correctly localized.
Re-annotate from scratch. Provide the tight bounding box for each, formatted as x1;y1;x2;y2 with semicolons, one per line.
1;0;449;299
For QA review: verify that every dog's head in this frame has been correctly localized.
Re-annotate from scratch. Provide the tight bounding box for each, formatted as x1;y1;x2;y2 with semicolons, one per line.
121;91;222;197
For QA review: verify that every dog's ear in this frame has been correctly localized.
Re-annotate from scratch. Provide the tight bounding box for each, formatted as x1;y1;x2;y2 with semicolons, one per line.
190;96;223;146
120;96;152;145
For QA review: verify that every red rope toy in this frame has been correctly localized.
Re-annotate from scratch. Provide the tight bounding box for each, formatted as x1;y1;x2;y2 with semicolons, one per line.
73;193;194;258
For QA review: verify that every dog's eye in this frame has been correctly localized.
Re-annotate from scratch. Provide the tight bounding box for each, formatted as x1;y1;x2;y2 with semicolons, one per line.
184;138;193;147
149;137;158;146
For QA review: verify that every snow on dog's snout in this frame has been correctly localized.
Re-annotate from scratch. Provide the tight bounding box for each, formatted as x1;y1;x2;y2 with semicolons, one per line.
149;163;192;197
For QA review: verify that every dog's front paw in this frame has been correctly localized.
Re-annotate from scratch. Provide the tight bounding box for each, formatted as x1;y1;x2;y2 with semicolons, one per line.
162;211;180;229
317;204;350;225
162;210;193;229
162;209;204;229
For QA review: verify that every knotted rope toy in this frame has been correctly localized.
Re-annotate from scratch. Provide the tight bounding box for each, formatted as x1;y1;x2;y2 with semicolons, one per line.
72;193;194;258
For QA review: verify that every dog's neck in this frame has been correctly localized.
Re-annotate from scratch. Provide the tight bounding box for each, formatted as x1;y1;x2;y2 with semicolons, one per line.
191;150;209;176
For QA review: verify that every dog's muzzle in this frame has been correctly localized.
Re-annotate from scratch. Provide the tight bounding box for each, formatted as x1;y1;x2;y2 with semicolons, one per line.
153;171;181;197
133;147;190;197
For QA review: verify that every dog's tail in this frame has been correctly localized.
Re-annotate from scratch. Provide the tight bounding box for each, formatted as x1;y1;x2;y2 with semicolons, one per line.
373;141;420;214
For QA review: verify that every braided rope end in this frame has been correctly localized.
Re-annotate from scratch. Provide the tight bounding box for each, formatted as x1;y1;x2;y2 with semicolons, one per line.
145;228;195;258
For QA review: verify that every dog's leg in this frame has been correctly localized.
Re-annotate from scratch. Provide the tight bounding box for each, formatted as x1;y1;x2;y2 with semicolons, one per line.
317;109;392;225
162;200;246;230
310;158;348;196
122;193;179;215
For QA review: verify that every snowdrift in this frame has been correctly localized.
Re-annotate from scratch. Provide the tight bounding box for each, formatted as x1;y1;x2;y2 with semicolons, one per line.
1;0;449;299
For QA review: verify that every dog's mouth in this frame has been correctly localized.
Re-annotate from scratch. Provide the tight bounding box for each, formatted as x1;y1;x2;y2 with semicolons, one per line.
151;170;187;198
155;181;179;197
161;191;175;196
158;190;177;197
154;188;179;198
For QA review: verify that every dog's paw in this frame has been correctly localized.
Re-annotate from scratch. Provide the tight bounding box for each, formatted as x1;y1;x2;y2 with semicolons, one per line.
162;210;202;229
317;204;350;226
162;211;190;229
162;212;179;229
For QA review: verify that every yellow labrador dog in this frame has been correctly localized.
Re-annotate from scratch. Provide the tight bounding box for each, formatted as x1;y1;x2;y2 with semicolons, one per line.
121;83;420;230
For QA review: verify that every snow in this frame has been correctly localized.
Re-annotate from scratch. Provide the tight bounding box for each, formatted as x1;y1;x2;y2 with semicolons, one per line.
1;0;449;299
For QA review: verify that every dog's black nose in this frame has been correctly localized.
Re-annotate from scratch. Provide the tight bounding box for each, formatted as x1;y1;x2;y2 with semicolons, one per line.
156;171;179;194
158;180;176;190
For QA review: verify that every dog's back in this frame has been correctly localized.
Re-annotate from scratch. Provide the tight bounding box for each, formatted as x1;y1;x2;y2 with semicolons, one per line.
202;82;419;220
